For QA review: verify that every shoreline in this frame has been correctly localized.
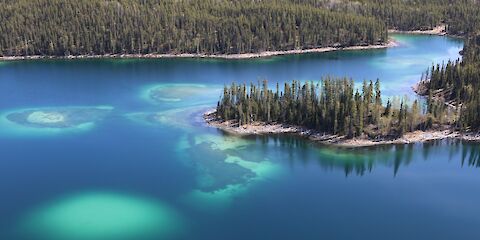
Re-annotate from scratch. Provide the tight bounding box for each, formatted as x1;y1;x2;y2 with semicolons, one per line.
388;25;447;36
0;27;462;62
0;40;398;61
413;79;459;110
204;110;480;148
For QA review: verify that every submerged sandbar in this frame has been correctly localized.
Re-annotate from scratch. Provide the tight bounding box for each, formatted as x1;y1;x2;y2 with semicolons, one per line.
6;106;112;128
2;106;113;134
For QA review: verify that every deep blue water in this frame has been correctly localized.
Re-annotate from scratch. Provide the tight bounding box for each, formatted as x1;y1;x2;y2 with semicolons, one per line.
1;34;479;240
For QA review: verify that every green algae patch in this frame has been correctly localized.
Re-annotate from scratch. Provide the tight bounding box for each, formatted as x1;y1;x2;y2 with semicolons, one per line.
190;143;255;191
185;156;281;210
20;192;182;240
0;106;113;137
224;155;280;177
179;133;283;210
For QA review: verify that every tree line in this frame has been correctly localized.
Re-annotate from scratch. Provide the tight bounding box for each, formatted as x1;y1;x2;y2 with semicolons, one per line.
342;0;480;34
2;0;480;57
216;78;448;139
421;34;480;131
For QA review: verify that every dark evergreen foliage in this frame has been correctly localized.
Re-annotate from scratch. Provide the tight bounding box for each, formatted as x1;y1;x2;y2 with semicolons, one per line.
2;0;479;57
423;35;480;130
348;0;479;34
0;0;388;56
217;78;424;138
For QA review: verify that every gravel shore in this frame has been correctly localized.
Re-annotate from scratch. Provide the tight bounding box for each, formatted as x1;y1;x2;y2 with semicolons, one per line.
205;111;480;148
0;40;398;61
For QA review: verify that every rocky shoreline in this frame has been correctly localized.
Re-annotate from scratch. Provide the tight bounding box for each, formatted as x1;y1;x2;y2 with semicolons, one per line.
204;110;480;148
0;40;398;61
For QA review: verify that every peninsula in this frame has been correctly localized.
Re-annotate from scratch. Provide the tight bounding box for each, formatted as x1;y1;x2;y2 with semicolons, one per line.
205;78;480;147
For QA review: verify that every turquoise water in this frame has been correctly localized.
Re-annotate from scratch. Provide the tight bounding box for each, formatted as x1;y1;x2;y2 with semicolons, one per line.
1;34;478;240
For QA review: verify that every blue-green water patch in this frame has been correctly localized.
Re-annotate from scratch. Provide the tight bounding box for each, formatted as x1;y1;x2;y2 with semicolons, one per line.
0;106;113;137
19;191;183;240
178;133;282;210
125;105;211;132
140;83;221;107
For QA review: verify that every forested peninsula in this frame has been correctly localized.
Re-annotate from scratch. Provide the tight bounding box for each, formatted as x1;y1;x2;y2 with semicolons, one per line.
415;35;480;131
207;18;480;147
1;0;479;59
205;78;478;147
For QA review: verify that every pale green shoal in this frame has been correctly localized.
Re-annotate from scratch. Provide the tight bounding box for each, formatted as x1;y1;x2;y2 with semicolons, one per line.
20;192;182;240
0;106;113;137
140;83;221;104
193;134;252;151
125;106;208;132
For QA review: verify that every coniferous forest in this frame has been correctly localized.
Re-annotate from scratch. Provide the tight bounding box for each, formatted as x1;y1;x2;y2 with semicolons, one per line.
0;0;388;56
216;79;442;138
421;36;480;131
1;0;480;57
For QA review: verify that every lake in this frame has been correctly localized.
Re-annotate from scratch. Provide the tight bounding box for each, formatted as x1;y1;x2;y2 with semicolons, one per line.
1;34;478;240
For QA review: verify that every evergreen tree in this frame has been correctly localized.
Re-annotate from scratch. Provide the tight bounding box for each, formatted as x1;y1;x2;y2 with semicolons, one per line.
217;78;430;138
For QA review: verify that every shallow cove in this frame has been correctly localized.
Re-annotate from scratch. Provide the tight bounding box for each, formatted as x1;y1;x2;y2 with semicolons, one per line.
1;34;480;240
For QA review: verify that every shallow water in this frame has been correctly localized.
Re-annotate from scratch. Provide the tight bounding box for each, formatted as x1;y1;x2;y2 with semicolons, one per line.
1;34;479;240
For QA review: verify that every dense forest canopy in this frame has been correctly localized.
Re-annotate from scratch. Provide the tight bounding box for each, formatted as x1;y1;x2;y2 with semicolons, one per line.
216;79;452;138
421;35;480;131
340;0;480;34
1;0;479;57
0;0;479;56
0;0;389;56
0;0;480;56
